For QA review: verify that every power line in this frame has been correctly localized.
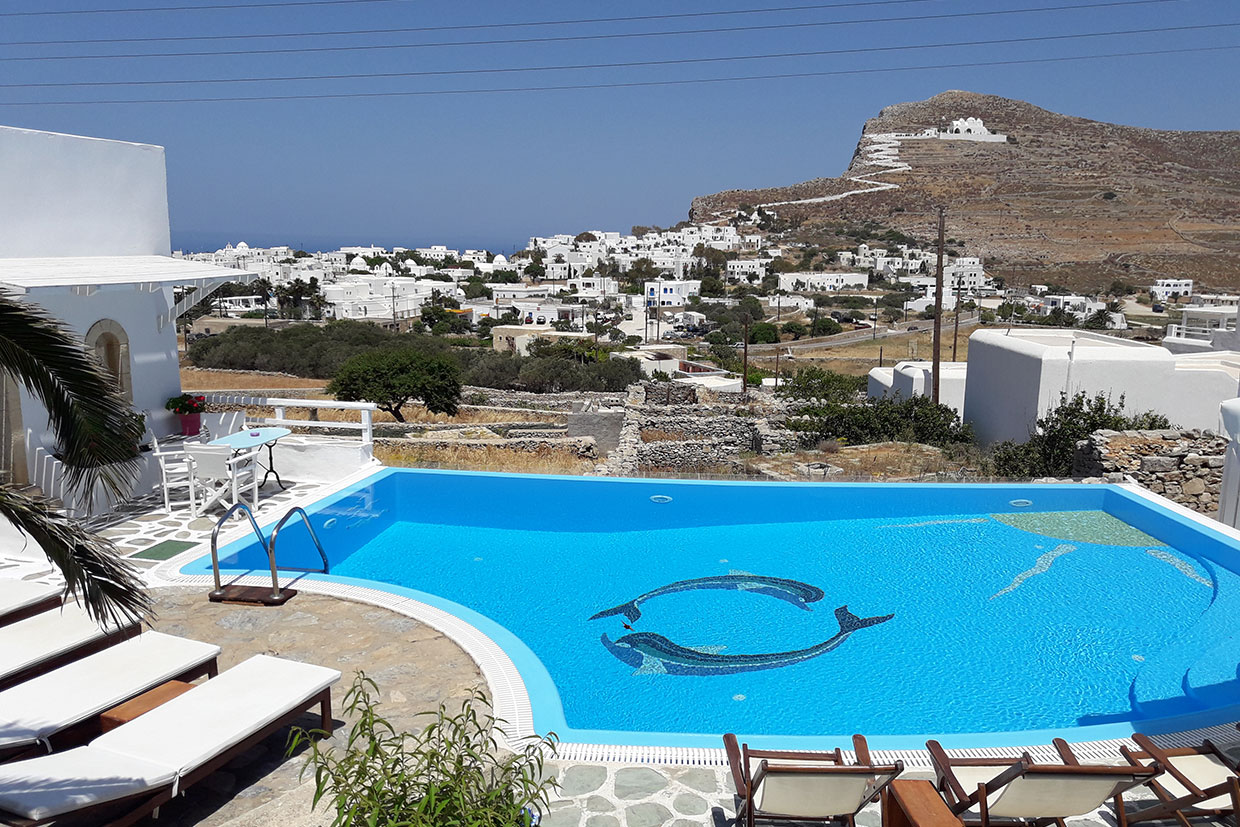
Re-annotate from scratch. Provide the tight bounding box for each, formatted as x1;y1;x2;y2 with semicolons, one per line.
0;0;1185;62
1;44;1231;106
0;0;412;16
3;23;1229;89
1;0;934;46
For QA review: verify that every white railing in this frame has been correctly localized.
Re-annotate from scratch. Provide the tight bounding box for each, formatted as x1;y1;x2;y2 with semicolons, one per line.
1165;324;1229;342
203;394;375;444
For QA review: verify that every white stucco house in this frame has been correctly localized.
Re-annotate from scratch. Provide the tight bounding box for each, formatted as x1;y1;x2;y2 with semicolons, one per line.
777;272;868;293
0;124;253;513
867;361;968;416
963;328;1240;443
1151;278;1193;302
644;280;701;308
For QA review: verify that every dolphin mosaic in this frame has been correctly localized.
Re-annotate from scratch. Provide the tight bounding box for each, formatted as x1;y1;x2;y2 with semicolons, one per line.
589;572;825;624
599;605;894;676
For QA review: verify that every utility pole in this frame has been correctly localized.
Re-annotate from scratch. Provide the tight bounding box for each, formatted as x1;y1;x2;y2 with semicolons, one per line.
774;343;781;391
952;272;962;362
932;205;945;404
391;283;398;330
742;316;750;397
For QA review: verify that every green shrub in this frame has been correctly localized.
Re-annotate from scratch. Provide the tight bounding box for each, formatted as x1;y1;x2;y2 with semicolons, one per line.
989;391;1172;478
749;322;779;344
327;348;461;420
289;674;558;827
778;366;865;403
788;394;973;447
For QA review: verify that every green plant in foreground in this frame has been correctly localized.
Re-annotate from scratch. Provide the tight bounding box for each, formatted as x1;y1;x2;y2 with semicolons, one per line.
289;674;559;826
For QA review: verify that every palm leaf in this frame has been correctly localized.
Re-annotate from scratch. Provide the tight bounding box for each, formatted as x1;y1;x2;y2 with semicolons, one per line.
0;487;150;625
0;290;142;500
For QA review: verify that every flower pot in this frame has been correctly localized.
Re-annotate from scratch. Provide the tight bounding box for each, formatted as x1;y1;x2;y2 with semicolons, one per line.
178;413;201;436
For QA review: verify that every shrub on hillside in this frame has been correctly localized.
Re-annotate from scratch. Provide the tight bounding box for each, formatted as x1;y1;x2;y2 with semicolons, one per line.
327;348;461;421
778;366;866;403
788;394;973;447
989;391;1172;478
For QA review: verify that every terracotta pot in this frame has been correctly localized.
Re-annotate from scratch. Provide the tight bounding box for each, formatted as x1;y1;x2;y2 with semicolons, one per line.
178;413;201;436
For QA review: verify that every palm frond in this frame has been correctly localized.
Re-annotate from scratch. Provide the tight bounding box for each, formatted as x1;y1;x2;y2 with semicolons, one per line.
0;290;142;500
0;486;150;625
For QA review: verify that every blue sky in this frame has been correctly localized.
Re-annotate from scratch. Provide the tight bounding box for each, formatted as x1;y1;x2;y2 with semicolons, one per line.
1;0;1235;254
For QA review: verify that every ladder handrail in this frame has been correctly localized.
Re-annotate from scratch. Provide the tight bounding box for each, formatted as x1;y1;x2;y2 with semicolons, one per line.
268;506;330;575
209;503;281;601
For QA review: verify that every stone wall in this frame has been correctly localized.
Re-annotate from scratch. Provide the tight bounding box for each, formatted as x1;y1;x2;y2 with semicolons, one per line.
459;386;625;411
374;435;597;458
1073;429;1227;514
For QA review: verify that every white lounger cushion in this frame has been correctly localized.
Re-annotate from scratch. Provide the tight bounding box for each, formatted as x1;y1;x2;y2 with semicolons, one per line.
0;579;60;615
0;632;221;750
0;603;128;679
0;746;175;820
94;654;340;775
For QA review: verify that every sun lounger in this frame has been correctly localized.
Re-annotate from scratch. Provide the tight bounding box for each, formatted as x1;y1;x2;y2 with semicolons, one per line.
0;654;339;826
1117;732;1240;826
927;738;1160;827
724;733;903;827
0;632;220;762
0;604;140;692
0;580;61;628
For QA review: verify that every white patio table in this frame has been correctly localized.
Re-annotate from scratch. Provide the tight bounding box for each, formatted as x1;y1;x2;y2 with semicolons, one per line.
208;426;292;490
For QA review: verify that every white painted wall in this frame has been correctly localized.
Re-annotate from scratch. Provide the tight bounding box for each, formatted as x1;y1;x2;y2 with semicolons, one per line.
0;125;170;257
866;361;967;416
963;329;1240;444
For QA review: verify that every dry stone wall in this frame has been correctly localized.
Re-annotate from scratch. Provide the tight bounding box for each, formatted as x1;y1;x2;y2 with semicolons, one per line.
1073;429;1227;514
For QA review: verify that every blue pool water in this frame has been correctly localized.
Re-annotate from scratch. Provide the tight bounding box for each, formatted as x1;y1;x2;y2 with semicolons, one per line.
187;470;1240;749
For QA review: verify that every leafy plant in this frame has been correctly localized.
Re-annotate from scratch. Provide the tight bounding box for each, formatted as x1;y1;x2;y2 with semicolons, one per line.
289;674;558;827
989;391;1171;478
787;394;973;447
328;348;461;421
778;366;866;403
165;393;207;415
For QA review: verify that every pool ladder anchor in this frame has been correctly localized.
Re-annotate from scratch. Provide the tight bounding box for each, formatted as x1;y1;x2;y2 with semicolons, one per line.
207;503;330;607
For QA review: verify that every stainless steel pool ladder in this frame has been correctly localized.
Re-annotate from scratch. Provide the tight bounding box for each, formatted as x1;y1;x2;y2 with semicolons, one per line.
209;504;330;602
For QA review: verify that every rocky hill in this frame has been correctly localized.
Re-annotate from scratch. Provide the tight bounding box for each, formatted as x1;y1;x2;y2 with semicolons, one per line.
690;91;1240;291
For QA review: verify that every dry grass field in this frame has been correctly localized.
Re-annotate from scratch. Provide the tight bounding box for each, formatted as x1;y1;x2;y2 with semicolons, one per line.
180;367;325;390
374;443;593;475
757;329;974;377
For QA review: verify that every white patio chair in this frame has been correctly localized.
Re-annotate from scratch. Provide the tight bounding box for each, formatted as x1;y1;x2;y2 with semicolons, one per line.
184;444;261;516
199;411;246;442
148;429;197;513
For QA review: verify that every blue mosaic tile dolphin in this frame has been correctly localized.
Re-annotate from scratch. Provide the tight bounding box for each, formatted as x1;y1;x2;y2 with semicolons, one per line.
588;571;825;624
599;605;894;676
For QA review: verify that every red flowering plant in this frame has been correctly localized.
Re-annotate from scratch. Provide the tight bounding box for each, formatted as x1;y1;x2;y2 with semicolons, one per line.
165;393;207;415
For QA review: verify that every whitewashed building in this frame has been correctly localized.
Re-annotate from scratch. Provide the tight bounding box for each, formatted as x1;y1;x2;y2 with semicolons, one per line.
644;279;701;308
777;272;868;293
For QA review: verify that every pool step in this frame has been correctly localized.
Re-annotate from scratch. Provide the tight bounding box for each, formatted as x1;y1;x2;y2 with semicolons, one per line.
1131;562;1237;718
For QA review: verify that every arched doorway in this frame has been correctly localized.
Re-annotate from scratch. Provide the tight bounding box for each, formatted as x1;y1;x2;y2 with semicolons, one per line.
84;319;132;403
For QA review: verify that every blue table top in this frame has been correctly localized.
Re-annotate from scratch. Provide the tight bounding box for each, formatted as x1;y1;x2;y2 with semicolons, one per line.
208;427;291;451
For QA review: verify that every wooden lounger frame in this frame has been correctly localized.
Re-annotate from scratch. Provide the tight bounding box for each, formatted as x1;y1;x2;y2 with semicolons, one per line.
0;595;62;629
724;733;904;827
1118;731;1240;827
927;738;1159;827
0;621;142;693
0;656;220;764
0;686;332;827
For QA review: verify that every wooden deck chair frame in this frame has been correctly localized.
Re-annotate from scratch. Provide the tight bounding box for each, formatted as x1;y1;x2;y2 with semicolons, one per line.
0;593;62;629
927;738;1159;827
1118;732;1240;827
0;687;332;827
725;733;903;827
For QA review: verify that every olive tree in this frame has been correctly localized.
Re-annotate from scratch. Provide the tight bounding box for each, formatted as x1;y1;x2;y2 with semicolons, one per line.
327;348;461;421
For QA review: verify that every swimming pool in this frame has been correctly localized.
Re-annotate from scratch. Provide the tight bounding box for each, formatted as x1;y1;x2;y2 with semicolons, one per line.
184;469;1240;750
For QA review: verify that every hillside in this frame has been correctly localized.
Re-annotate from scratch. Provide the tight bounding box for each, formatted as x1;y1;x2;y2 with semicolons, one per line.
690;91;1240;291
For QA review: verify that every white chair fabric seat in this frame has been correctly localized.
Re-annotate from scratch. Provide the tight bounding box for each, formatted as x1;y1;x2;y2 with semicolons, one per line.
949;765;1139;819
0;603;126;681
0;632;220;750
1158;753;1237;810
93;654;340;774
0;746;175;820
0;579;60;616
753;770;873;818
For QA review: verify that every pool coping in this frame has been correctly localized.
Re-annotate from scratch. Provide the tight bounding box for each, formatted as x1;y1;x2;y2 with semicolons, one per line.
147;470;1240;765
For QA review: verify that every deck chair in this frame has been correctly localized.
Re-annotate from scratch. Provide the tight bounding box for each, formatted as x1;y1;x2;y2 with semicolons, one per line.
927;739;1160;827
0;603;140;692
1118;732;1240;826
146;425;196;514
0;654;339;826
0;632;220;762
0;580;61;628
724;733;903;826
184;444;260;516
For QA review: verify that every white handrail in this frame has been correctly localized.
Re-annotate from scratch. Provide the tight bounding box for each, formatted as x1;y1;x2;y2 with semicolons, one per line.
201;393;375;444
